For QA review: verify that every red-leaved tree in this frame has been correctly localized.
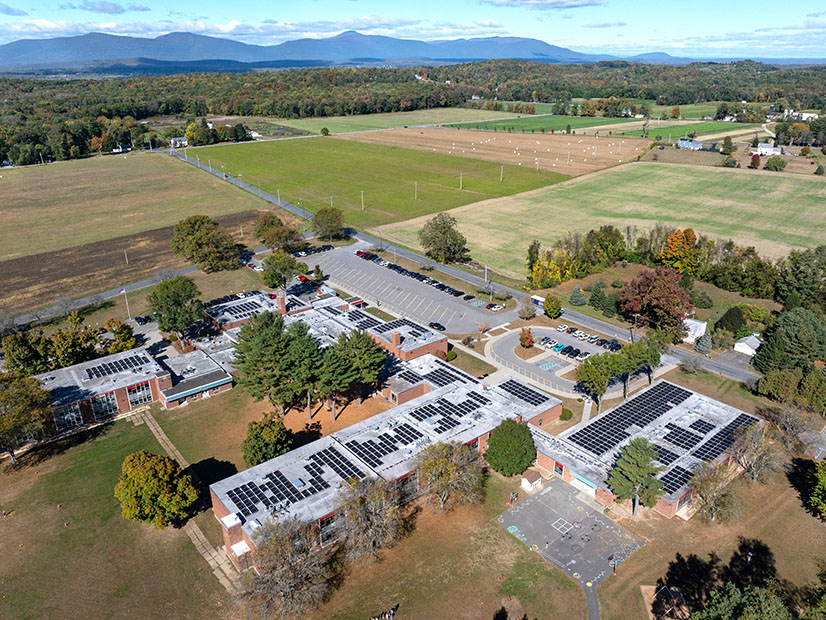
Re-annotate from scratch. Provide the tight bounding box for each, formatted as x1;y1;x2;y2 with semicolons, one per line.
618;266;694;342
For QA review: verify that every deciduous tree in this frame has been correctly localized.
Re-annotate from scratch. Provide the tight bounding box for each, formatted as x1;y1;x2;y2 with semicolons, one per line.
1;329;53;375
256;212;303;253
242;414;294;467
312;207;346;240
339;477;403;561
417;441;484;510
619;267;694;341
0;373;51;462
658;229;699;275
483;419;536;476
170;215;241;272
690;462;741;523
418;213;469;263
692;582;793;620
113;450;198;528
147;276;204;334
543;294;562;319
262;251;307;293
576;353;613;410
731;423;780;483
764;155;787;172
519;326;534;348
607;438;663;517
518;296;536;320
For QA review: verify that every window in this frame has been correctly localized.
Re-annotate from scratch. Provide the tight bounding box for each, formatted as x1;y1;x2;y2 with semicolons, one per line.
319;511;343;544
554;462;564;476
127;382;152;409
677;492;692;510
397;472;418;502
467;439;479;450
391;392;397;404
537;418;543;426
54;403;82;431
91;392;118;419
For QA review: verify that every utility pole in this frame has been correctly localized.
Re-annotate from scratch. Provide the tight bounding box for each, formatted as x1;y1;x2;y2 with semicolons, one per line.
414;181;418;200
258;180;261;197
208;159;211;172
277;189;280;204
459;172;463;190
631;313;640;343
500;165;504;182
330;196;334;209
124;250;128;265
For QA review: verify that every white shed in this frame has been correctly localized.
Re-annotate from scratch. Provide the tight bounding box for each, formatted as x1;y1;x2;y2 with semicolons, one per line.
734;335;762;357
521;470;542;493
682;318;707;344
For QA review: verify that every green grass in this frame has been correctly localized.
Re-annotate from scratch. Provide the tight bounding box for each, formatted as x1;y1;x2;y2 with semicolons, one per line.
378;162;826;278
273;107;521;134
447;114;638;133
449;347;498;378
626;120;760;138
0;153;266;260
196;138;567;228
0;421;225;619
486;100;729;119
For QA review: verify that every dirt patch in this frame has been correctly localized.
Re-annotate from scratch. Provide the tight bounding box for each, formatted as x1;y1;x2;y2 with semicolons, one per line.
339;126;650;176
514;345;543;360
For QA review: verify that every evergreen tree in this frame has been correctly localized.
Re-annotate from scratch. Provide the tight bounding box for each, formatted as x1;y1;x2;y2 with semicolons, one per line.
569;285;586;306
234;312;292;413
343;331;387;404
695;332;713;356
754;308;826;374
285;322;322;420
602;293;618;317
318;343;358;420
692;582;793;620
483;419;536;476
607;438;663;517
589;282;606;309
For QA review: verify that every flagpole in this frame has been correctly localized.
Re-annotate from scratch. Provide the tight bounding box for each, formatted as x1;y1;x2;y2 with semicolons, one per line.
122;288;131;321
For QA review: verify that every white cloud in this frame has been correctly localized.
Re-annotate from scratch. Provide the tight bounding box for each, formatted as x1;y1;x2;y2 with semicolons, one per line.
475;18;502;27
478;0;602;8
0;2;26;15
583;21;627;28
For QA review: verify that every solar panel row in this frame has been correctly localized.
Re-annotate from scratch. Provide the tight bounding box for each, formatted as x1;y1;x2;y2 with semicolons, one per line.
498;379;550;406
407;391;487;434
85;354;149;380
373;317;427;335
653;444;680;466
663;426;704;451
660;465;693;495
692;413;758;462
689;419;716;435
344;422;425;468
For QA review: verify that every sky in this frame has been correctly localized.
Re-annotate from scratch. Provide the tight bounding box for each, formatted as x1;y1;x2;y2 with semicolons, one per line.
0;0;825;58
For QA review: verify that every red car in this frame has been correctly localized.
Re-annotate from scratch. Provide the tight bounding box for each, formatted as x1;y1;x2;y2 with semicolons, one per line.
297;274;308;282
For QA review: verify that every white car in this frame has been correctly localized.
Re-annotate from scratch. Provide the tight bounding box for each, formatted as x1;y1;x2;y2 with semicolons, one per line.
556;324;569;332
576;351;591;362
545;339;559;350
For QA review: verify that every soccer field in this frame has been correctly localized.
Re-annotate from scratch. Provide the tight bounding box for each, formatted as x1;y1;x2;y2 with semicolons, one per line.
0;154;265;260
273;107;522;134
195;138;566;228
377;162;826;278
446;115;637;133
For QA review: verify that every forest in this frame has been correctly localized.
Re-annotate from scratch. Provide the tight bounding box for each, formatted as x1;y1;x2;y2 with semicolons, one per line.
2;59;826;164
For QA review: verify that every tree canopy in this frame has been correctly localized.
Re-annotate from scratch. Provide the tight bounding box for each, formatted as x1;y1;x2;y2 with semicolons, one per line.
147;276;204;333
170;215;241;272
1;329;53;375
691;582;793;620
754;307;826;374
619;266;694;340
113;450;199;528
339;477;403;561
255;212;303;253
242;414;294;468
607;438;664;517
417;441;484;510
483;419;536;476
0;373;52;462
312;207;346;240
418;213;469;263
262;251;307;292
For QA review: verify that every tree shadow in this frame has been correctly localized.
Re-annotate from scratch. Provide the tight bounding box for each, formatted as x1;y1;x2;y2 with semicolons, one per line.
3;423;111;474
325;543;351;595
399;504;420;539
492;608;508;620
188;457;237;487
656;552;722;612
293;421;322;449
786;457;818;517
720;537;776;590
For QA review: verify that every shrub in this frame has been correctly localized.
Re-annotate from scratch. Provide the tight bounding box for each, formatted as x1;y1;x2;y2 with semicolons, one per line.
815;165;825;176
680;358;702;374
611;279;623;289
560;408;573;421
712;328;734;350
446;350;458;362
483;419;536;476
716;306;747;334
764;155;787;172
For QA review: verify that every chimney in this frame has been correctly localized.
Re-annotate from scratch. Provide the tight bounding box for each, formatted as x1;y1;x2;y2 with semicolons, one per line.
277;295;286;314
392;331;401;347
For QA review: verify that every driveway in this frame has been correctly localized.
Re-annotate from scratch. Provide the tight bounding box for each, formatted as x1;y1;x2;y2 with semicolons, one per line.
306;241;518;333
498;478;643;620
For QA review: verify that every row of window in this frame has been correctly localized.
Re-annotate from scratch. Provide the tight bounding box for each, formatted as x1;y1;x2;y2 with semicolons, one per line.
52;382;153;431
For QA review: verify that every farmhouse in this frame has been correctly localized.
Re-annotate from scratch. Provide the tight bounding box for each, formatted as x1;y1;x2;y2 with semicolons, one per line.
757;142;782;157
210;355;562;570
734;334;762;358
170;137;189;148
534;381;759;518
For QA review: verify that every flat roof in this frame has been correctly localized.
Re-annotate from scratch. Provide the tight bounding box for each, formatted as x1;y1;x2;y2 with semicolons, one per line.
36;347;166;407
541;380;759;502
205;293;284;327
211;355;560;537
159;350;231;401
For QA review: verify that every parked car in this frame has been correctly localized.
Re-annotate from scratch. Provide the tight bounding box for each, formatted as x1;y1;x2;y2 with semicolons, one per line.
609;343;623;352
428;322;446;331
576;351;591;362
553;343;566;352
545;339;559;350
568;348;581;359
556;324;569;332
538;336;551;346
588;335;600;343
566;327;577;334
603;339;618;350
463;294;475;301
596;339;608;347
134;316;146;325
560;345;574;356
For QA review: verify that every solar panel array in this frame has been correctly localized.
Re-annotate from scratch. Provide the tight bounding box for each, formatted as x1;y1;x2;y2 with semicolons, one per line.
407;391;488;434
345;309;381;331
344;422;425;468
433;357;479;383
85;353;151;380
660;465;693;495
653;444;680;466
663;424;704;451
568;382;692;456
689;419;716;435
319;306;342;317
225;446;365;518
397;370;424;385
692;413;758;461
224;300;262;318
373;317;428;336
498;379;550;407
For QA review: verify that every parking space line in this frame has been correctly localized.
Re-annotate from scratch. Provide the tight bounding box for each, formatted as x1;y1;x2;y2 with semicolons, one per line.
436;306;449;322
445;310;457;325
398;292;413;306
412;298;426;314
421;300;435;316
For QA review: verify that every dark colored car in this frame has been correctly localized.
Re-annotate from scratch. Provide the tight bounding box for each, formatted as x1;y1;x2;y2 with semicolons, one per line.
596;339;608;347
435;284;446;291
603;339;618;350
568;348;581;359
134;316;146;325
609;343;623;352
566;327;577;334
463;294;475;301
451;290;464;297
560;345;574;356
428;322;446;331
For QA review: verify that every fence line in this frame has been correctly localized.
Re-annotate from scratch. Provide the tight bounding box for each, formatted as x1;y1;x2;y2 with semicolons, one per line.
488;347;578;397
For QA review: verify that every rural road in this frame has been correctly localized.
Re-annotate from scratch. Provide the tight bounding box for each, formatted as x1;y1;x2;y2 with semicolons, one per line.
13;149;758;388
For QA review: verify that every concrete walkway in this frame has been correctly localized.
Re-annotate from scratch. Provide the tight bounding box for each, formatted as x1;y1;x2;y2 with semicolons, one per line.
135;411;238;593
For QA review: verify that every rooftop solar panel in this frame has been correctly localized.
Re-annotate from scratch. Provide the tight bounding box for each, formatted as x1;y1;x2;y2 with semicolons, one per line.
85;353;151;380
663;427;703;451
498;379;550;406
692;413;758;462
653;444;680;466
689;419;716;435
660;465;693;495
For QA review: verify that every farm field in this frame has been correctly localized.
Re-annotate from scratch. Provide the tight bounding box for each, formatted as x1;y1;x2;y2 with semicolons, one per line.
480;99;729;118
0;154;266;260
195;137;566;228
376;162;826;278
269;107;522;134
642;143;824;176
447;114;638;133
0;421;227;620
339;127;649;176
625;120;760;138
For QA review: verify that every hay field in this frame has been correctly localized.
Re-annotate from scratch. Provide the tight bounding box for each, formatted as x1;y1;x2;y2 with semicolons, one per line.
0;153;265;260
446;114;638;132
376;162;826;279
271;107;522;134
626;121;761;138
338;127;649;176
195;137;566;228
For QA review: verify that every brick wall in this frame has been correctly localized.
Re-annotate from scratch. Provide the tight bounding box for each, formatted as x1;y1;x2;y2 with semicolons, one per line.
371;335;449;362
525;402;563;428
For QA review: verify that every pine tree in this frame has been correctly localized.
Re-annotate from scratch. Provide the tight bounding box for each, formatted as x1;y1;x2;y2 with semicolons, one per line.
285;322;322;421
343;331;387;404
695;332;712;356
589;282;606;309
607;438;663;517
569;285;586;306
602;293;617;317
318;345;358;420
234;312;292;413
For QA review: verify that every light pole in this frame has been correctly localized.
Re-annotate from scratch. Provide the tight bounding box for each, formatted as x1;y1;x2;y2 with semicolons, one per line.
630;313;640;343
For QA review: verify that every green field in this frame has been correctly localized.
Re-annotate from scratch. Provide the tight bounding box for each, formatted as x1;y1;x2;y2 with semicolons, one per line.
493;99;729;118
273;107;522;134
377;162;826;278
626;120;761;138
0;422;225;619
195;138;567;228
447;114;637;133
0;153;266;260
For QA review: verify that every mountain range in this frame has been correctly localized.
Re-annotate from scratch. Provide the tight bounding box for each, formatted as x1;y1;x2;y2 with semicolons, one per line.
0;30;820;75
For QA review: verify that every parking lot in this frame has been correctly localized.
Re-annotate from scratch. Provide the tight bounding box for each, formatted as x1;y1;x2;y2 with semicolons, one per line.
303;241;517;333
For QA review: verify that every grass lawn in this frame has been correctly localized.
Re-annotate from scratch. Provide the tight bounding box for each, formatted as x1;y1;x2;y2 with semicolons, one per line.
447;114;637;132
308;473;586;619
0;421;227;620
378;162;826;279
0;153;265;260
448;347;497;378
364;306;396;322
272;107;522;134
195;138;565;229
626;121;760;138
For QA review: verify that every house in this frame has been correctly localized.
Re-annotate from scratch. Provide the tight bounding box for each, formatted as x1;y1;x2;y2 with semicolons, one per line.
757;142;782;157
682;318;707;344
677;139;703;150
170;137;188;148
734;335;762;357
112;144;131;154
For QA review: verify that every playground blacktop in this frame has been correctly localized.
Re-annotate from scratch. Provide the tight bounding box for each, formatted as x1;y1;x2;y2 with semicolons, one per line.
496;478;644;620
